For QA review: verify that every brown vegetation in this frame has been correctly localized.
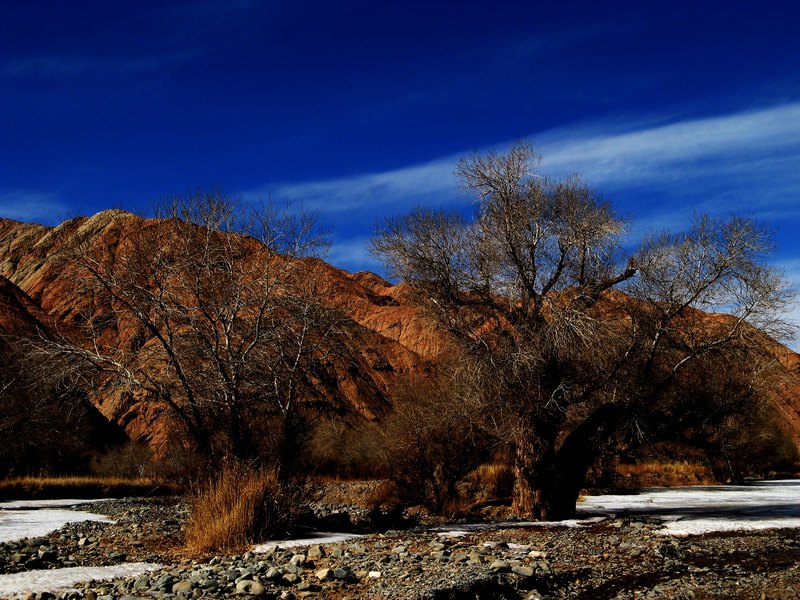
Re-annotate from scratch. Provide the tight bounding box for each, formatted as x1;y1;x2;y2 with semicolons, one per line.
0;157;797;524
185;461;307;554
0;475;169;501
372;141;798;520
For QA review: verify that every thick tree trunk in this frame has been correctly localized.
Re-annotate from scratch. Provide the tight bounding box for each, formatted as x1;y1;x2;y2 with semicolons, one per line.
512;402;627;521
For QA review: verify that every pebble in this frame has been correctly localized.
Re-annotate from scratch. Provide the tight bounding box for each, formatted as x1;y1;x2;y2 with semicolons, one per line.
2;497;800;599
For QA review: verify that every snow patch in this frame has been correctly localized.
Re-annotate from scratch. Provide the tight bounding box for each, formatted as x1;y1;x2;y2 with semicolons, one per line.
0;509;114;544
253;531;363;552
0;499;110;510
577;479;800;536
0;563;162;597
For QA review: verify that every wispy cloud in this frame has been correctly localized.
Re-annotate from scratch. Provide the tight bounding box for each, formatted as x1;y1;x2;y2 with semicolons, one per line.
251;102;800;223
248;101;800;348
244;155;463;213
775;258;800;351
537;102;800;190
0;189;67;224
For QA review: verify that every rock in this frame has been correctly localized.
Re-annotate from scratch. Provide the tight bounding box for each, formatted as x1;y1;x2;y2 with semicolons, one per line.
172;580;193;593
512;565;535;577
235;579;267;595
368;570;382;578
307;545;325;559
315;568;334;580
296;581;318;591
265;567;283;580
283;573;300;584
284;562;303;575
490;560;511;572
133;577;151;590
333;566;356;581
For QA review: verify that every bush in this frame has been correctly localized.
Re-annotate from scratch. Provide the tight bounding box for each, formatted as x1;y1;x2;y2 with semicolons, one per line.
461;462;515;506
306;415;386;479
185;460;308;554
380;361;491;515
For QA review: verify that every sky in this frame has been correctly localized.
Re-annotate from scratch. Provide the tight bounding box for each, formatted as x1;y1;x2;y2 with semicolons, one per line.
2;1;799;339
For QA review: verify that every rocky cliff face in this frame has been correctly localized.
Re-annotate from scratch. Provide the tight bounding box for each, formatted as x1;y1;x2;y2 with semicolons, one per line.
0;211;798;458
0;212;448;451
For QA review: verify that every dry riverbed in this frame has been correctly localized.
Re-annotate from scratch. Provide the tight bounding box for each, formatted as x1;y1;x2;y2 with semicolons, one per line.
1;494;800;599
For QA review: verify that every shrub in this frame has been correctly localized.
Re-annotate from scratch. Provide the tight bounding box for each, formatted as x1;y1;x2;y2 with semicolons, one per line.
185;460;308;554
462;462;515;506
380;360;491;515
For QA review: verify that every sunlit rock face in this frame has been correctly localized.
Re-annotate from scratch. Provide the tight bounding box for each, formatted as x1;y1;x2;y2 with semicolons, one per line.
0;212;443;453
0;211;799;457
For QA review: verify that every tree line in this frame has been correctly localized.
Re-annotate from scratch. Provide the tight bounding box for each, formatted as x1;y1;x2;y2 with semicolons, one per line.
4;143;797;522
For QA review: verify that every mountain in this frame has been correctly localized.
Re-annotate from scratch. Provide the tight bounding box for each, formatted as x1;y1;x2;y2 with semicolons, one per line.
0;211;448;453
0;211;798;467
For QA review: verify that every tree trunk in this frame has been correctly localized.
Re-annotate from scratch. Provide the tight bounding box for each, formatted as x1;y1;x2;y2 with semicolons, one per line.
511;429;567;520
512;402;627;521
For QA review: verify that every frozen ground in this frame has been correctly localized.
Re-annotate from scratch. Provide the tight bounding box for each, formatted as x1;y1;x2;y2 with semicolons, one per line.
0;563;162;597
0;498;114;544
1;482;799;597
0;499;109;510
577;479;800;535
254;531;364;551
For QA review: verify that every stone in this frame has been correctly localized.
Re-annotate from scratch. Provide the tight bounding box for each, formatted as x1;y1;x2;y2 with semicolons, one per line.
290;553;306;565
133;577;151;590
284;562;302;575
153;574;175;590
235;580;267;596
315;568;334;581
512;565;535;577
283;573;300;584
307;545;325;559
490;560;511;572
333;566;355;581
296;581;318;592
172;581;193;593
368;570;382;578
266;567;283;580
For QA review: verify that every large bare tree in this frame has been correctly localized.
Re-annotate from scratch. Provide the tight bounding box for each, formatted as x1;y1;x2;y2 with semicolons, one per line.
372;142;795;519
38;191;339;472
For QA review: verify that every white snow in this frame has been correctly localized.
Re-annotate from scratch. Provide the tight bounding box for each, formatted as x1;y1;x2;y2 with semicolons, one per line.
253;531;363;552
0;499;110;510
0;563;163;598
0;509;114;544
0;498;116;544
577;479;800;536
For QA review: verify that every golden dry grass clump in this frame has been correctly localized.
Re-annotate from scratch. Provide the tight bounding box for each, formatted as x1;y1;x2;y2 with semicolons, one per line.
185;461;305;554
0;476;164;500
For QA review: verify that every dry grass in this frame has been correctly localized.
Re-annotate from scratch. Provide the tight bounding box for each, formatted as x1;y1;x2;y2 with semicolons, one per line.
185;462;307;554
0;475;168;500
462;462;515;504
616;460;715;485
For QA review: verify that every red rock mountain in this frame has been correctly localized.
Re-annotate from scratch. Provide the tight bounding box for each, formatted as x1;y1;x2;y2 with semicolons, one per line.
0;211;451;449
0;211;799;455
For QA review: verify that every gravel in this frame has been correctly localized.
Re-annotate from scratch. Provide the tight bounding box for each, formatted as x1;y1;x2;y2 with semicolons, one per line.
2;497;800;599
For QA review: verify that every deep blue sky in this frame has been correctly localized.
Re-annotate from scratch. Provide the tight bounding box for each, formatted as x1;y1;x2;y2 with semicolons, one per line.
2;1;800;336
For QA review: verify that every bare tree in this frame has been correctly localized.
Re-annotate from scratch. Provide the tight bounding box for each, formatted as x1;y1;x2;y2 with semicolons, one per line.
0;340;119;477
372;141;795;519
37;191;339;473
